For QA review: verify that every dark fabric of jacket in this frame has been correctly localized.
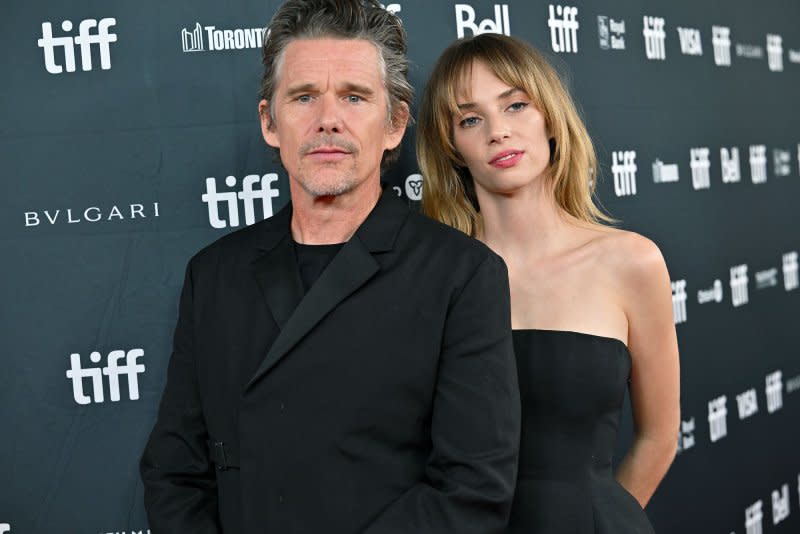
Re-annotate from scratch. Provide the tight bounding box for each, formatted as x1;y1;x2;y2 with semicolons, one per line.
140;190;521;533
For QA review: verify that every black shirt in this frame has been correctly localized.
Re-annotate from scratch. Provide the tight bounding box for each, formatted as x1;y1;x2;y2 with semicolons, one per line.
293;240;345;292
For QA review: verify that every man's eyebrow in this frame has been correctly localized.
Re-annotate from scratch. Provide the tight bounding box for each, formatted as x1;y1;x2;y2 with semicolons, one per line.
286;83;318;97
340;82;375;96
456;88;523;111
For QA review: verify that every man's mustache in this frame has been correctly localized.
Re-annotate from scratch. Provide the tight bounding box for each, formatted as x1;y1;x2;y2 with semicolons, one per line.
301;135;358;155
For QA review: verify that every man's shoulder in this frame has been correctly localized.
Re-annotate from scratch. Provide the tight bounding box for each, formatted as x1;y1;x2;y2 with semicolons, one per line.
401;210;504;270
188;210;287;270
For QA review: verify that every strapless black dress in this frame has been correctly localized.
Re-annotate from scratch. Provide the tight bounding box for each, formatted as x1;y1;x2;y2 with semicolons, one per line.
507;329;655;533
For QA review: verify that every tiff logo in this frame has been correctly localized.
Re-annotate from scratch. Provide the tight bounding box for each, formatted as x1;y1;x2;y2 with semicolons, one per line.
66;349;145;405
749;145;767;184
652;159;679;183
736;388;758;419
690;147;711;190
765;371;783;413
783;251;799;291
708;395;728;442
612;150;637;196
772;483;790;524
712;26;732;66
698;279;723;304
766;34;784;72
548;5;579;53
643;16;666;60
746;500;764;534
0;525;8;534
37;18;117;74
202;174;280;229
677;27;702;56
721;147;741;183
455;5;510;38
773;149;791;176
671;279;687;324
730;264;749;307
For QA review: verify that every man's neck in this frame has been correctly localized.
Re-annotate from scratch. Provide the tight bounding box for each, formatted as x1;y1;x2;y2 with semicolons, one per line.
290;179;382;244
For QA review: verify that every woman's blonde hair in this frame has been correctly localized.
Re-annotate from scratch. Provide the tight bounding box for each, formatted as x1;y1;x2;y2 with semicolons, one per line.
417;33;612;237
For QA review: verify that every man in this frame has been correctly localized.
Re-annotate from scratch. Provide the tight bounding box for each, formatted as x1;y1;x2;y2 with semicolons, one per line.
140;1;520;532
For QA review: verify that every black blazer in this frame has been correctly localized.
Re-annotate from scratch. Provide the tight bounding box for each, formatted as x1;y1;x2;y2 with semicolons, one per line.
140;190;521;533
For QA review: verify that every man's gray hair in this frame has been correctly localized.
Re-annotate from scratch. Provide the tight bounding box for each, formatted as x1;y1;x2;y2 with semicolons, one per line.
260;0;414;169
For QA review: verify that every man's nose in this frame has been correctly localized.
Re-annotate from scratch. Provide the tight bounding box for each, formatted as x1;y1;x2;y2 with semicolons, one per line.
317;93;342;133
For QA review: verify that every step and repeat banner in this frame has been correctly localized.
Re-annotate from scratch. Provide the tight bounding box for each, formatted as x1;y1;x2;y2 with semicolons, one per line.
1;0;799;532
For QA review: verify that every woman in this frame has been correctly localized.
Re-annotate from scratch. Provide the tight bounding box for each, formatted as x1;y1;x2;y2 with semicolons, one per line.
417;33;680;533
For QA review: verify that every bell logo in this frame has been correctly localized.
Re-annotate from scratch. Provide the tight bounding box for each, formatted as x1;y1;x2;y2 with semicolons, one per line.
66;349;145;405
202;174;280;229
37;18;117;74
721;147;741;183
454;4;510;38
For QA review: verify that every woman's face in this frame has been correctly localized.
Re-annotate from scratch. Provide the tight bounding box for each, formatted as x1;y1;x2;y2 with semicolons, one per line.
451;60;551;197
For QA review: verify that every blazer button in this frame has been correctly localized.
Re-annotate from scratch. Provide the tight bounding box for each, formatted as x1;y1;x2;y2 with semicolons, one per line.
280;402;285;411
278;494;284;503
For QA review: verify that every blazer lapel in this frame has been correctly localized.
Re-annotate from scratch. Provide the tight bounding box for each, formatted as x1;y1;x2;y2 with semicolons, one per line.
246;235;379;391
245;188;410;391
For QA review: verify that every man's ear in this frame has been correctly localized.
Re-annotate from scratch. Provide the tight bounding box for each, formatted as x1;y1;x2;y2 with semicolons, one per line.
385;101;410;151
259;99;279;148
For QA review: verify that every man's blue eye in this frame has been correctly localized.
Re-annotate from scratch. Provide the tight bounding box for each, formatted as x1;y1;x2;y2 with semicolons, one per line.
347;95;362;103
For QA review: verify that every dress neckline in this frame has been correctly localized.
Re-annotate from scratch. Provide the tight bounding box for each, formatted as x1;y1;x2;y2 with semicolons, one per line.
512;328;629;351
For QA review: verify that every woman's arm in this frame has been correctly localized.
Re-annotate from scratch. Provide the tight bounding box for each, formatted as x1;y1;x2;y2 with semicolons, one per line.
614;233;681;507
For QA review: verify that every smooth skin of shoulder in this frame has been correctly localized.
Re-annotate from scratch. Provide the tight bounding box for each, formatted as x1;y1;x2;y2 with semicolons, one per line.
507;223;679;507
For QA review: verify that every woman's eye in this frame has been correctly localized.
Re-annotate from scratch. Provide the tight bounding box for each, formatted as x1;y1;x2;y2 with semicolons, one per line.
508;102;529;112
459;116;480;128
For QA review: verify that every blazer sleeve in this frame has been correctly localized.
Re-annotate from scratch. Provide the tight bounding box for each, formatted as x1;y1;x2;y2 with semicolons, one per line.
363;253;521;534
140;261;222;533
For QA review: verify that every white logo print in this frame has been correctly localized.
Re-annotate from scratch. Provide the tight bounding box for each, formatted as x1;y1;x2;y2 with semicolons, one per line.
23;202;160;228
380;3;402;16
181;23;266;52
712;26;732;66
652;159;679;183
746;500;764;534
765;371;783;413
766;34;784;72
677;27;702;56
690;147;711;190
597;16;625;50
66;349;145;405
773;149;791;176
749;145;767;184
783;252;799;291
721;147;741;183
730;264;749;307
612;150;637;196
708;395;728;442
37;18;117;74
455;5;510;38
404;174;424;201
698;279;724;304
548;5;579;53
736;388;759;420
671;280;687;324
772;484;790;524
676;417;695;453
755;268;778;289
643;16;666;60
737;43;764;59
0;524;9;534
202;174;280;229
